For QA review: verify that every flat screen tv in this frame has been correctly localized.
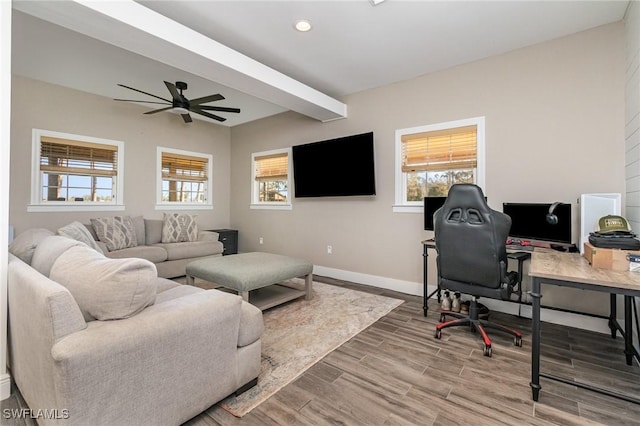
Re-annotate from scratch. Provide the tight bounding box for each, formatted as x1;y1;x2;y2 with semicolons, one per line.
292;132;376;198
503;202;572;244
424;197;447;231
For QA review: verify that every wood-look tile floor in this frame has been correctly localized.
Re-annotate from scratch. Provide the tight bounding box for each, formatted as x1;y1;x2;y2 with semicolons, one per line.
4;277;640;425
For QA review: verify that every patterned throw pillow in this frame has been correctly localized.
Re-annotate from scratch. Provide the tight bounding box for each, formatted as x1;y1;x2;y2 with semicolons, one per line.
90;216;138;251
161;213;198;243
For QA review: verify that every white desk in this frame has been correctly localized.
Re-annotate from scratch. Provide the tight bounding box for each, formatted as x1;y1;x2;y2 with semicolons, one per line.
529;250;640;403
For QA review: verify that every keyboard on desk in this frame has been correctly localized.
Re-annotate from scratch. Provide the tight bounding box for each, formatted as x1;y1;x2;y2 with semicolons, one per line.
506;244;534;251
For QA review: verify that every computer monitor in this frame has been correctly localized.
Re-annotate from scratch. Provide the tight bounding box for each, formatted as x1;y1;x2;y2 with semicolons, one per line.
502;202;572;244
423;197;447;231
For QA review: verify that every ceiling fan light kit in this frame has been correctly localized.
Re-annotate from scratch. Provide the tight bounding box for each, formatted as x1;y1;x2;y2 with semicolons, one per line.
114;81;241;123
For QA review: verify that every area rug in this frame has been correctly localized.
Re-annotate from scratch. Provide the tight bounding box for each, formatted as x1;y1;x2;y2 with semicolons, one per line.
217;280;404;417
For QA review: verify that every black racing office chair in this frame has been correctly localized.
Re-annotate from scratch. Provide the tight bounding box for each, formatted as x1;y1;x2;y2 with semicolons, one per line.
433;184;522;357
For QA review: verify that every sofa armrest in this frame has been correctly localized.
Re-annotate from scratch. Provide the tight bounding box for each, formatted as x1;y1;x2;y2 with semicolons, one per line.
7;254;88;418
50;290;250;424
198;230;219;242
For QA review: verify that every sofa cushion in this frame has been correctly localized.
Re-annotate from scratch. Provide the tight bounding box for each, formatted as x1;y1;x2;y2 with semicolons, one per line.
58;221;104;254
90;216;138;251
105;245;168;263
8;228;55;264
31;236;86;277
154;284;204;305
155;277;180;293
162;213;198;243
152;240;222;261
145;219;163;245
50;245;157;321
132;215;146;246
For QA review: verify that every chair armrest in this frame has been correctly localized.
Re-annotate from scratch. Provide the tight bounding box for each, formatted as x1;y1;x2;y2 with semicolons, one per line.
198;230;220;242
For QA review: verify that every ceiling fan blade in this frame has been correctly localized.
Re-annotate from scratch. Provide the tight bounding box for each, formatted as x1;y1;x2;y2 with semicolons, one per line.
117;84;171;102
181;113;193;123
114;99;170;105
144;106;173;115
194;105;241;114
164;81;180;100
192;109;226;122
189;93;225;105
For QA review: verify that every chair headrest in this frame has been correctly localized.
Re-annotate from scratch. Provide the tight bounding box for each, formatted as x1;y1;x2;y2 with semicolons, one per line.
442;184;490;214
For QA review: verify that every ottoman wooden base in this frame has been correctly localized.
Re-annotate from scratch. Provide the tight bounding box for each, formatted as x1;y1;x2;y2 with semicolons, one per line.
185;252;313;310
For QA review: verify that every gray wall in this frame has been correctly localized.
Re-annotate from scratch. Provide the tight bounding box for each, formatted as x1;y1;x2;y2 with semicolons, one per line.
229;22;625;315
10;75;232;234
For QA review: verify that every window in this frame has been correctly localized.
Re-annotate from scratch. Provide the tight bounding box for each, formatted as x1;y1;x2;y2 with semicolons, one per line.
251;148;292;210
29;129;124;212
394;117;485;213
156;147;212;210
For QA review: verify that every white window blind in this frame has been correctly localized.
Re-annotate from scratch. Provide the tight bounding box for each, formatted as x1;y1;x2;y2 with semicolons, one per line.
40;136;118;177
162;152;208;183
401;125;477;173
254;152;288;181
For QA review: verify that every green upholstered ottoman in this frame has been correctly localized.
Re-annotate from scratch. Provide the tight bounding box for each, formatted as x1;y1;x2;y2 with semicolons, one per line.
185;252;313;310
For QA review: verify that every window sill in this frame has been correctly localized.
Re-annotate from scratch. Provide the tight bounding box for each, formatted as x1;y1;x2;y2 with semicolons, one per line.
392;204;423;214
250;203;292;211
155;204;213;211
27;204;126;213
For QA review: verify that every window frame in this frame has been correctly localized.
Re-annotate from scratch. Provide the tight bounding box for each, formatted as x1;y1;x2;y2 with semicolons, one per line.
250;147;292;211
155;146;213;211
393;116;485;213
28;128;125;212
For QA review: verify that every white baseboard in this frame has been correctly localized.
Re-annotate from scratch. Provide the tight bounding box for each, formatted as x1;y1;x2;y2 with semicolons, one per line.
312;265;611;335
312;265;422;296
0;373;11;401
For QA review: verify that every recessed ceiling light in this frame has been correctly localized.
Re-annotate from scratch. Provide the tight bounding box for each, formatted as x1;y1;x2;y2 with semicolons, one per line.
294;19;312;32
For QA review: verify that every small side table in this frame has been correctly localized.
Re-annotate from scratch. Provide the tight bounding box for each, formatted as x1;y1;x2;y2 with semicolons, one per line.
210;229;238;255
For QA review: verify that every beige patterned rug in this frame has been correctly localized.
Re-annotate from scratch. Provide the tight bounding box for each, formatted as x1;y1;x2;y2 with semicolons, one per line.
217;280;404;417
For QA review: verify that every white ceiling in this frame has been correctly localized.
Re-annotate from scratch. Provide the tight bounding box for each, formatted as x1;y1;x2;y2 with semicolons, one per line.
12;0;629;127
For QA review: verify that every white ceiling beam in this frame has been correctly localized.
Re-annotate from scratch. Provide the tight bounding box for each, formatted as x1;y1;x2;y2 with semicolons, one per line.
13;0;347;122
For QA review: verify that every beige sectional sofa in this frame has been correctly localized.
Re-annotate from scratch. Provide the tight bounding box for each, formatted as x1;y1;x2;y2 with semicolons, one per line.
7;230;263;426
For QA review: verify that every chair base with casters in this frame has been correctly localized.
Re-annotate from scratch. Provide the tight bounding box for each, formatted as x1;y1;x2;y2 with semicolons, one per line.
434;296;523;357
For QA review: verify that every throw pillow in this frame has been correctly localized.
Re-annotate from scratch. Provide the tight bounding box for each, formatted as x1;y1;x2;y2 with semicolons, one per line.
50;245;157;321
161;213;198;243
90;216;138;251
58;221;104;254
8;228;55;264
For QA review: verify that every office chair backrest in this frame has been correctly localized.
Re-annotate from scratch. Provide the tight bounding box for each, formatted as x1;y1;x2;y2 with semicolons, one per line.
434;184;511;289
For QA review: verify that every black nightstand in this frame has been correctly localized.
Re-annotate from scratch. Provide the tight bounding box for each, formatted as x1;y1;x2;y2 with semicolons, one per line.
210;229;238;255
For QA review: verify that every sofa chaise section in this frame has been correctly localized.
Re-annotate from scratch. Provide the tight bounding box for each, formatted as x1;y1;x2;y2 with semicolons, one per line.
7;234;263;425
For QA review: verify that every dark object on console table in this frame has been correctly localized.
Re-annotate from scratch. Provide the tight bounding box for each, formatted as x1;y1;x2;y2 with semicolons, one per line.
210;229;238;255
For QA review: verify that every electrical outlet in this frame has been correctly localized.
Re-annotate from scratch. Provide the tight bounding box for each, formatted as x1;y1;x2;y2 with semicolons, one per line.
327;245;333;254
259;237;264;245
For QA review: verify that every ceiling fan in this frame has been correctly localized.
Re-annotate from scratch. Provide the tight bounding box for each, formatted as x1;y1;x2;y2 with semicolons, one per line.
115;81;240;123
